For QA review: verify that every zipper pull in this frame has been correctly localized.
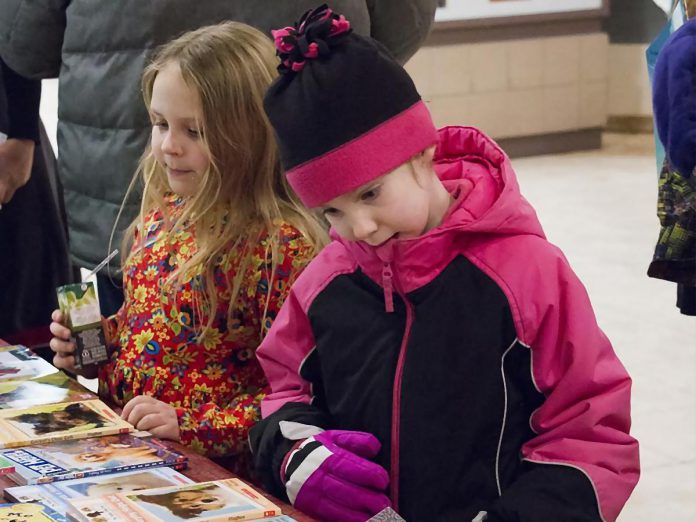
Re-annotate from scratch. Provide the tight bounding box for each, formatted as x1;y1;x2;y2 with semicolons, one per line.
382;263;394;313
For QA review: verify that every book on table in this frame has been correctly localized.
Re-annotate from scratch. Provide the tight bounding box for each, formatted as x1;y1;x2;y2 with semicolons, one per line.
67;478;282;521
0;399;132;449
0;501;68;521
4;466;193;514
0;345;58;383
0;455;14;475
0;433;187;485
0;371;96;410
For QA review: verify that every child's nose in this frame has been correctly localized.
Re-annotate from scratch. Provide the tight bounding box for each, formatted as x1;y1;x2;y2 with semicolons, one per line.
161;131;183;155
351;217;378;241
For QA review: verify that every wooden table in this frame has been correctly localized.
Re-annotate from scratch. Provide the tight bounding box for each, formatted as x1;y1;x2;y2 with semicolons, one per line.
0;339;314;521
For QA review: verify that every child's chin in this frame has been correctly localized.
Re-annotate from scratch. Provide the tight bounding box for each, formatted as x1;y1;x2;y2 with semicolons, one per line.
167;180;198;197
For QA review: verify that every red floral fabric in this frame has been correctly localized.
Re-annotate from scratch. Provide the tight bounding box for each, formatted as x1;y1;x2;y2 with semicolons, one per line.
98;194;314;468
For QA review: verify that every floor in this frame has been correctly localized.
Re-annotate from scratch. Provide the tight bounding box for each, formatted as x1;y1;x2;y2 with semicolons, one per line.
512;133;695;521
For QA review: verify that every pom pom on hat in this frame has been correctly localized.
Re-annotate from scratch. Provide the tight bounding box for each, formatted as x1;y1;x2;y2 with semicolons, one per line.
272;4;351;74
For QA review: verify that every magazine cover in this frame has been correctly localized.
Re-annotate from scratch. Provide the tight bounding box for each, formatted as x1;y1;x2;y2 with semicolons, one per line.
0;501;68;522
68;478;281;521
5;467;193;514
0;372;95;410
0;400;132;449
0;345;58;383
0;433;186;485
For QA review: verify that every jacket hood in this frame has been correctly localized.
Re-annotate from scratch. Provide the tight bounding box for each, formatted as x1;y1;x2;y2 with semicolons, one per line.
334;126;545;285
432;126;544;238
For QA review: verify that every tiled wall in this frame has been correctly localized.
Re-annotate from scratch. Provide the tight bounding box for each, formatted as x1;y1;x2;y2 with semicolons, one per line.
404;33;610;140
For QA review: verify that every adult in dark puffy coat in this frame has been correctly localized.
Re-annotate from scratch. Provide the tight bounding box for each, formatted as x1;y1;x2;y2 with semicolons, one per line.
0;0;438;315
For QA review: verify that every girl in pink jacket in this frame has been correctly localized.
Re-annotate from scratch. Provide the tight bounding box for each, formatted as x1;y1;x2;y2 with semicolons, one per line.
250;6;640;521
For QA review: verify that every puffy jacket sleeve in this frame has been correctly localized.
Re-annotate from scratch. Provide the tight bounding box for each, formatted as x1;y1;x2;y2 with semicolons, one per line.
0;0;69;78
366;0;438;64
249;266;333;499
482;247;639;522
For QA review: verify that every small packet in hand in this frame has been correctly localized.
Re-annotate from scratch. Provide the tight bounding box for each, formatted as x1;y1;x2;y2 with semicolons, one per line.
56;282;108;369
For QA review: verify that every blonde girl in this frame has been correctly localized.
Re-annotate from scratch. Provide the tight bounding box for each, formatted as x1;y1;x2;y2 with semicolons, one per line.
49;22;326;475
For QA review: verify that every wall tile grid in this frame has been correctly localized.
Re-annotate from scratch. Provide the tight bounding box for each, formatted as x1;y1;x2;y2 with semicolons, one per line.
405;33;609;140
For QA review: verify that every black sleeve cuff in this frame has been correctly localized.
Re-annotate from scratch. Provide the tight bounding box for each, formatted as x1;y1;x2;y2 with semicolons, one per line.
2;57;42;143
249;402;331;499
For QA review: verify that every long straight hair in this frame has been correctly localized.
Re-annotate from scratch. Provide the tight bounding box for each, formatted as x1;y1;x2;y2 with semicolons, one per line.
114;22;326;341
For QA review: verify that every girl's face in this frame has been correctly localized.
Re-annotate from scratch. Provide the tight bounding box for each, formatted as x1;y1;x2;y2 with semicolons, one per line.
172;490;225;512
150;61;210;197
319;152;442;246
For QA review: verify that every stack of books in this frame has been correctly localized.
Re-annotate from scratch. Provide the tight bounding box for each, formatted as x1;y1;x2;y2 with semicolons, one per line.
0;345;296;521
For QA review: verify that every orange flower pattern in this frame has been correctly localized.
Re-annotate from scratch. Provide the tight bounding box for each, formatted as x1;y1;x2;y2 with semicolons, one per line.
98;194;314;471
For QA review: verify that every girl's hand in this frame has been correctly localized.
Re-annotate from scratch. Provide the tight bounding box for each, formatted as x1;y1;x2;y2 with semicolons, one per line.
49;309;98;378
121;395;181;441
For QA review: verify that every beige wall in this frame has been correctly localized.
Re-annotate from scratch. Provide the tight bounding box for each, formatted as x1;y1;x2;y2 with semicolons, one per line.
608;43;653;118
405;33;610;139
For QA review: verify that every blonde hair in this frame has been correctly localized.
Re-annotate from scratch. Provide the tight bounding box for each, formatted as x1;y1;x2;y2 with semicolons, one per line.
114;22;326;340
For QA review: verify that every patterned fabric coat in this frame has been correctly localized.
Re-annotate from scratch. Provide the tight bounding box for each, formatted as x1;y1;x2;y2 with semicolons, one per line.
98;194;315;472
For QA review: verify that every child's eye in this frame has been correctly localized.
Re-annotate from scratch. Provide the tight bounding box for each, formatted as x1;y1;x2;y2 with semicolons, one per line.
360;187;380;201
152;121;168;129
322;208;339;217
188;128;202;138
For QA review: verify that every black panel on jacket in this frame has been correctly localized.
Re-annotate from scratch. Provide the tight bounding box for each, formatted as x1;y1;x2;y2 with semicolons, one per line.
308;268;406;471
486;461;603;521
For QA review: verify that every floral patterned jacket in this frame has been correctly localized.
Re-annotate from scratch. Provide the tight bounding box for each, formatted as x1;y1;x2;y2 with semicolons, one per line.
98;194;315;469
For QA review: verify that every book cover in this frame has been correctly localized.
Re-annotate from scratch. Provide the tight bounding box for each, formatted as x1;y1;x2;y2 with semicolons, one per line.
0;501;68;521
5;467;193;514
0;455;14;475
1;433;186;485
0;372;95;410
68;478;282;521
0;400;132;449
0;345;58;383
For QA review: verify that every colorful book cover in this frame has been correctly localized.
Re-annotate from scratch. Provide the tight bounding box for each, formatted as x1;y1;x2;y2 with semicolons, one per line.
0;501;67;521
0;455;14;475
5;467;193;514
68;478;282;521
0;345;58;383
0;433;186;485
0;399;132;449
0;372;95;410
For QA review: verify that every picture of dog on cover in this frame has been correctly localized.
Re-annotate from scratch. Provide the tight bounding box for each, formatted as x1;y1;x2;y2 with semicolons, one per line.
3;402;113;437
127;482;257;521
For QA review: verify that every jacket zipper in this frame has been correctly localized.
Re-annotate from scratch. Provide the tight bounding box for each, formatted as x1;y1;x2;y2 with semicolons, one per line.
381;264;394;313
385;261;414;512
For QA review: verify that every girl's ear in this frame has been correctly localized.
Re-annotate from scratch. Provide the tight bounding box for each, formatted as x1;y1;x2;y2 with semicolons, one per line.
411;145;437;188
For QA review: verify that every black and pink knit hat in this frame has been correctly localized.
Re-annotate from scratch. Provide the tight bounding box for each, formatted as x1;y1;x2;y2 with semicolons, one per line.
264;5;438;208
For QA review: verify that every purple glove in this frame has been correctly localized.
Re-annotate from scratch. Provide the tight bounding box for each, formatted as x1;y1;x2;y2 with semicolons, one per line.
282;429;391;522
